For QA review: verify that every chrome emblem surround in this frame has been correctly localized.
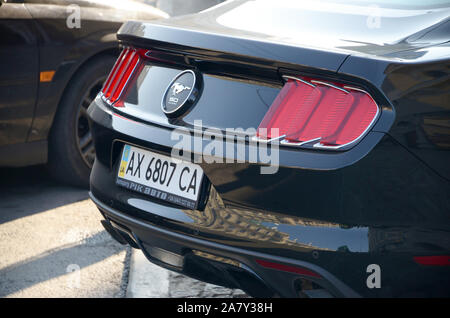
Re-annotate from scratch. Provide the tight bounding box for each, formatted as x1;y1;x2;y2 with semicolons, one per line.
161;70;200;117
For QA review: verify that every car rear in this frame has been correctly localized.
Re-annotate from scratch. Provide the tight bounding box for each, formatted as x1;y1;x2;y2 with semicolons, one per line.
88;0;450;297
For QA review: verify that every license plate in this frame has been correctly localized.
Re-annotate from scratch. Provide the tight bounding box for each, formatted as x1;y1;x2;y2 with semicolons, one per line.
116;144;204;209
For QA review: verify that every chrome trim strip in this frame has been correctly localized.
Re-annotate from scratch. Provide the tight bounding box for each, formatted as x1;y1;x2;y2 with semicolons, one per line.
112;51;141;106
280;137;321;147
343;86;368;94
105;48;131;97
311;80;349;94
100;92;113;106
251;134;287;144
282;75;316;88
102;47;128;95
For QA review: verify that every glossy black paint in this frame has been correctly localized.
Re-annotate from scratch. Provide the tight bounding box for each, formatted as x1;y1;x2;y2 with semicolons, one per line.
0;0;167;166
339;44;450;180
0;2;39;147
89;1;450;297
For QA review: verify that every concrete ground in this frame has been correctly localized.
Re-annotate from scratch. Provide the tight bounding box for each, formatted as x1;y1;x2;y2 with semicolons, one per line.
127;250;246;298
0;165;245;298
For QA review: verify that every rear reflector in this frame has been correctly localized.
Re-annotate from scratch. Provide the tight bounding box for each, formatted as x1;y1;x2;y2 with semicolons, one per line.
101;47;149;107
414;256;450;266
255;259;321;278
256;76;379;150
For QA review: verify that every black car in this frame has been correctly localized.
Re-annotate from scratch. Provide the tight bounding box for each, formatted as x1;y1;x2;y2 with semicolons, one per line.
88;0;450;297
0;0;167;186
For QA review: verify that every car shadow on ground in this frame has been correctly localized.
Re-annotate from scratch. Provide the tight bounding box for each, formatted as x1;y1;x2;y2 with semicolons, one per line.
0;165;88;224
0;165;129;297
0;231;126;297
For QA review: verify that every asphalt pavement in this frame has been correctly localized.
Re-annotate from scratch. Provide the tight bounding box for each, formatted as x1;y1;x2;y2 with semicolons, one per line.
0;165;245;298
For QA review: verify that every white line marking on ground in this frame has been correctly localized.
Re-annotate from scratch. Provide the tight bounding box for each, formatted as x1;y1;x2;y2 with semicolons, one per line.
126;249;170;298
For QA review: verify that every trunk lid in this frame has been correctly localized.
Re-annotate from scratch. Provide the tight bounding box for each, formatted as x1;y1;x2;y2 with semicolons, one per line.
119;0;450;60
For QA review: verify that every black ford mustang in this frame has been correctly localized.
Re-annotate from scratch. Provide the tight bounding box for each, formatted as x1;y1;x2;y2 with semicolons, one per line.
88;0;450;297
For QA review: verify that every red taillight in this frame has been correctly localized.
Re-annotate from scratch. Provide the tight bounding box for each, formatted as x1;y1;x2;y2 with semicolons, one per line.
255;259;321;278
256;76;379;150
101;47;148;107
414;256;450;266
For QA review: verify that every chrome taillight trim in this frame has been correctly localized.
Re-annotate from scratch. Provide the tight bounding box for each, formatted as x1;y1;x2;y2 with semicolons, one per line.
101;47;143;107
312;86;380;150
111;51;141;106
253;76;381;151
280;137;321;147
103;47;130;96
251;134;287;144
310;80;350;94
282;75;316;88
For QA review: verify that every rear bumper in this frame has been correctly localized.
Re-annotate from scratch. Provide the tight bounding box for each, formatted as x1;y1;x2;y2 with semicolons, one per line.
88;98;450;297
90;190;360;298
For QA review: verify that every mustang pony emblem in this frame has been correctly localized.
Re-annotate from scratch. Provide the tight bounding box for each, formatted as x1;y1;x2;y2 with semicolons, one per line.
171;82;191;95
162;70;198;116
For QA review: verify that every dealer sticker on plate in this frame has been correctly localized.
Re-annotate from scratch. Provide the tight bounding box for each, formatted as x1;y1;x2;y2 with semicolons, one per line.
116;144;204;209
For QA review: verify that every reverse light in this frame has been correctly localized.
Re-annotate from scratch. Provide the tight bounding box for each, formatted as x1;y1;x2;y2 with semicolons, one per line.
255;75;380;150
101;47;149;107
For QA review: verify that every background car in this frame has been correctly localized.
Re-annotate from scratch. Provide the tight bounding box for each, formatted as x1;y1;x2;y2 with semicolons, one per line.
88;0;450;297
0;0;167;187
